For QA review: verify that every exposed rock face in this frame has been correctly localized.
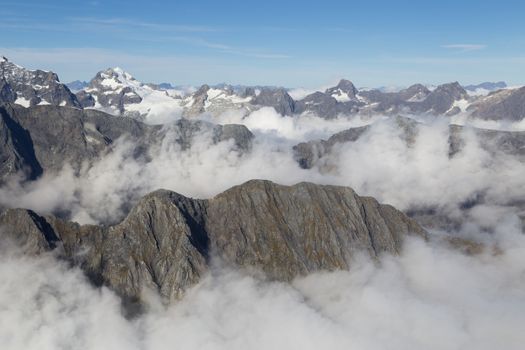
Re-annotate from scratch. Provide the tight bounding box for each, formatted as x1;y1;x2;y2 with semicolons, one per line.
83;68;143;115
0;180;426;307
294;91;362;119
293;115;525;169
182;84;209;117
0;104;254;183
325;79;359;101
293;79;363;119
448;124;525;158
293;125;370;169
2;57;521;121
75;90;96;108
0;56;80;108
359;84;431;114
252;88;296;116
293;116;419;169
412;82;468;115
468;87;525;121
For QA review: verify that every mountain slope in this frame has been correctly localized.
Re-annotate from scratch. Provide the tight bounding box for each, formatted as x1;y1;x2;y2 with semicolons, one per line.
0;104;253;183
0;56;80;108
0;180;426;309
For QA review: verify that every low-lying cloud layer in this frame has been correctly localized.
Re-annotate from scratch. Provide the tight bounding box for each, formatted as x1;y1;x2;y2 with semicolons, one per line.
0;107;523;228
1;107;524;348
1;228;524;350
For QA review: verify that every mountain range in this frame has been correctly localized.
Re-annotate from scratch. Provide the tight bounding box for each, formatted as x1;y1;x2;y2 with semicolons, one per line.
1;56;524;311
1;56;523;122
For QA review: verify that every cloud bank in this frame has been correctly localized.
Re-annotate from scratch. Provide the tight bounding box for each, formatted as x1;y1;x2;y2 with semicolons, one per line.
0;108;524;349
1;228;524;350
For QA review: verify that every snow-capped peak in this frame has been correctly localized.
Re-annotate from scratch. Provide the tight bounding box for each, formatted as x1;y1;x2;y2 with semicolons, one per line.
90;67;144;92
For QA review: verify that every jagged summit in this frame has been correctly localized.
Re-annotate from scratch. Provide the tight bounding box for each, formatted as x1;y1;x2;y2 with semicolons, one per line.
0;179;425;306
2;58;522;121
0;56;80;108
325;78;359;102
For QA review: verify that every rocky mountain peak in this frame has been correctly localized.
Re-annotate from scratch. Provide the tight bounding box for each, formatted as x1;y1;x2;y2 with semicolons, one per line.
325;79;358;101
0;57;80;108
195;84;210;96
252;88;295;115
0;179;426;307
434;81;468;99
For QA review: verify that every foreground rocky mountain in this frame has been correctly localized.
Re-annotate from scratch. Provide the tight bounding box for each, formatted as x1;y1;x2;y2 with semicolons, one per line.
0;180;425;310
4;57;523;121
0;104;253;183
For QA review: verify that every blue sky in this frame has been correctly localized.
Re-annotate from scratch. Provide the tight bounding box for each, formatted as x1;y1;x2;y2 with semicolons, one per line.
0;0;524;88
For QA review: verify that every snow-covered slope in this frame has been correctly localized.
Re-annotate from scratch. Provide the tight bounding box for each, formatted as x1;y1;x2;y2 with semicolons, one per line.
77;67;184;123
77;69;258;123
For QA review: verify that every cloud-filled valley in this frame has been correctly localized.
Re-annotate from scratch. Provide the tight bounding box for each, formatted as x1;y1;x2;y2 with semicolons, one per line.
0;56;524;349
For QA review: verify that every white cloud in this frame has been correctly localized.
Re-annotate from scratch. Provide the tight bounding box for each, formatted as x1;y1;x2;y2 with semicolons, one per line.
441;44;487;52
1;228;524;350
0;103;524;348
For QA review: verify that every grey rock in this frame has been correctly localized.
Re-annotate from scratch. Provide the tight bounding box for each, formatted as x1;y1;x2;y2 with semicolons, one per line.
0;180;426;308
0;57;80;108
325;79;358;100
448;124;525;158
75;90;96;108
359;84;431;114
293;125;370;168
293;116;418;169
468;86;525;121
252;88;296;116
239;87;256;98
83;68;143;115
145;82;175;90
0;104;254;183
0;107;43;181
411;82;468;115
182;84;209;117
358;82;468;116
294;91;362;119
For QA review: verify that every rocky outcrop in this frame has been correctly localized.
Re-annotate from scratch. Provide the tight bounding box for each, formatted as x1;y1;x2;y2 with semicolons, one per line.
0;104;254;182
82;68;144;115
252;88;296;116
294;115;525;169
293;116;419;169
293;125;370;169
448;124;525;158
468;87;525;121
0;56;80;108
411;82;468;115
325;79;359;101
359;84;431;114
0;180;426;308
182;84;209;117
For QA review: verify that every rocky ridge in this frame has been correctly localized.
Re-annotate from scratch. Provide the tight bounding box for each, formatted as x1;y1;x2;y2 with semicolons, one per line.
0;56;80;108
4;57;524;121
0;180;426;310
0;104;253;183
